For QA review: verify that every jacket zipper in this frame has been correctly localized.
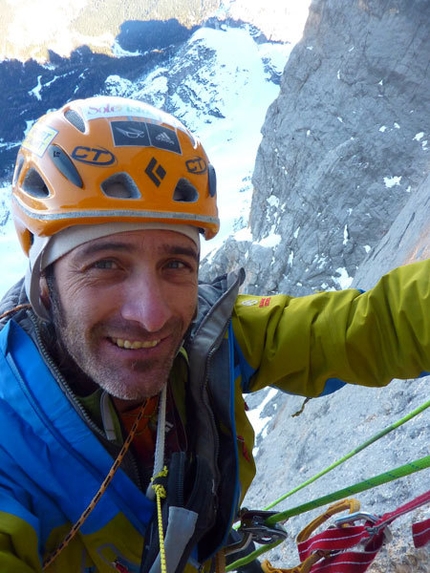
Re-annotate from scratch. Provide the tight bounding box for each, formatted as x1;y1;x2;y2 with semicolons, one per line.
29;313;143;490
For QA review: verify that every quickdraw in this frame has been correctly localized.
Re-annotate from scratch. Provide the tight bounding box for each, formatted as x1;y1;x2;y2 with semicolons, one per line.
228;469;430;573
279;488;430;573
233;493;430;573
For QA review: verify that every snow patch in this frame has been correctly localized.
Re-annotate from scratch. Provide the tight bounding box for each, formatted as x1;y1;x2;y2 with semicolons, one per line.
333;267;353;289
247;388;279;454
384;176;402;188
259;234;282;248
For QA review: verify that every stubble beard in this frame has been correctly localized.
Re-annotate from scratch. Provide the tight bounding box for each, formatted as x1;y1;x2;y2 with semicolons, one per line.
46;279;182;401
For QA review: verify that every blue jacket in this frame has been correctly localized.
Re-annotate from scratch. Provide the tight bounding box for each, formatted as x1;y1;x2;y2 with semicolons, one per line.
2;259;430;571
0;271;245;572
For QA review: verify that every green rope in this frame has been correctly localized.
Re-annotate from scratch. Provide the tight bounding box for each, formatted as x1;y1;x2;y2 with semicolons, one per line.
226;399;430;571
265;454;430;526
226;455;430;571
264;397;430;510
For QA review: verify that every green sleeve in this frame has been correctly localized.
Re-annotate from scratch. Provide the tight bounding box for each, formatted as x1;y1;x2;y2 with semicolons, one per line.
0;512;41;571
232;259;430;397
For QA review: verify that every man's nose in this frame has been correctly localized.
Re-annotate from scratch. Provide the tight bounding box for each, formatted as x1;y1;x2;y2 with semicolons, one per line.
120;273;172;332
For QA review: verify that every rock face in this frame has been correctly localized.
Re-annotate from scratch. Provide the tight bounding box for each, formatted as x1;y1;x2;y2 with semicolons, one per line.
210;3;430;571
200;0;430;298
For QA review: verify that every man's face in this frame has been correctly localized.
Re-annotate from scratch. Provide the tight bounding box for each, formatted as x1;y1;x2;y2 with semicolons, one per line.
43;229;199;410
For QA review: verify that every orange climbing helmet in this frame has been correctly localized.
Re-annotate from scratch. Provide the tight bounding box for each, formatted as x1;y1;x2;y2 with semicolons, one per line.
12;96;219;256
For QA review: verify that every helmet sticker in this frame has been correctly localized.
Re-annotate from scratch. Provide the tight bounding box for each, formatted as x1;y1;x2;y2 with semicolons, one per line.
111;120;181;154
71;146;116;166
185;157;207;174
81;99;185;131
83;100;166;121
112;121;150;146
22;124;58;157
148;124;181;153
145;157;166;187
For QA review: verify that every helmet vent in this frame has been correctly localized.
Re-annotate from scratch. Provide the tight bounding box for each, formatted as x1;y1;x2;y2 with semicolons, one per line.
64;109;86;133
173;178;198;202
12;155;24;187
22;168;50;198
101;173;141;199
49;145;83;188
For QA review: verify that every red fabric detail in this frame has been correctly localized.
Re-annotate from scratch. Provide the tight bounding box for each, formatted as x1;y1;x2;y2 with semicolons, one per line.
412;518;430;548
296;490;430;572
120;396;159;467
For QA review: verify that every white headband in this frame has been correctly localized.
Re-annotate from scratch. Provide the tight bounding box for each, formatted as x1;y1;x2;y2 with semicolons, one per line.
25;222;200;320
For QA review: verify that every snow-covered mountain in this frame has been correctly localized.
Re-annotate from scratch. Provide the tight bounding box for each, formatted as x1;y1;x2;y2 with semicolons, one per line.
1;1;430;571
0;13;297;293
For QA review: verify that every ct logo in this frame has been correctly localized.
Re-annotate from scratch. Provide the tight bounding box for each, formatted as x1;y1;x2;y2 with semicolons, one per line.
71;146;116;166
186;157;207;174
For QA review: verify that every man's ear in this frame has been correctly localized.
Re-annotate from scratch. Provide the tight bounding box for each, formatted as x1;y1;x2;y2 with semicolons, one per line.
39;273;51;310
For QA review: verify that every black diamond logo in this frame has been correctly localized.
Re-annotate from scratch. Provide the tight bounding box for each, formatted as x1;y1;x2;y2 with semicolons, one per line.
145;157;166;187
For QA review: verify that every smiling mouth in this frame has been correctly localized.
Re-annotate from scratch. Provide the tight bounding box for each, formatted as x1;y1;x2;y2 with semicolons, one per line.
111;338;160;349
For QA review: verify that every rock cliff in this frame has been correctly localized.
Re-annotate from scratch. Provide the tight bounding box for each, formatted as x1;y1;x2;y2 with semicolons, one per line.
200;0;430;298
233;3;430;571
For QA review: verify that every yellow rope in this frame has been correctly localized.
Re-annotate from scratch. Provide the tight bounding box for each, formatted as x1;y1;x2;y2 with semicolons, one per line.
150;466;169;573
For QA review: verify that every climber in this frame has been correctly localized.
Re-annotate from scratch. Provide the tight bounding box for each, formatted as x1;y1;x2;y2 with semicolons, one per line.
1;95;430;573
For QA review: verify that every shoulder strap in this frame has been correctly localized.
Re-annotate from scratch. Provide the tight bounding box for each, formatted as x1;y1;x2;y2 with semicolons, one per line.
185;268;245;561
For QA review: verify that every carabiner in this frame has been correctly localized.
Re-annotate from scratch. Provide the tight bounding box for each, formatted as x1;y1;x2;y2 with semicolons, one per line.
335;511;392;543
334;511;379;527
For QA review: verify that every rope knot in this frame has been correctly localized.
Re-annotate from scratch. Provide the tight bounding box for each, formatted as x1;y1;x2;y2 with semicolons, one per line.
151;466;169;499
152;483;167;499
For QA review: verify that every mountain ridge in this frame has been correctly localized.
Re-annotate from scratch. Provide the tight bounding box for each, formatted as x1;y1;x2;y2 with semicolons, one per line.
0;0;300;63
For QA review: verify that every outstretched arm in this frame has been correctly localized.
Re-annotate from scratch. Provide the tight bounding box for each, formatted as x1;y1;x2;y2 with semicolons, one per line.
232;259;430;396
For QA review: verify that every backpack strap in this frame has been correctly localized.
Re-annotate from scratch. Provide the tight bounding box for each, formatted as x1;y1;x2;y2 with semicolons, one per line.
140;452;215;573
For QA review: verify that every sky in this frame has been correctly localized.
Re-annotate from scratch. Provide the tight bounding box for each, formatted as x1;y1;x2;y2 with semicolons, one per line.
0;23;299;297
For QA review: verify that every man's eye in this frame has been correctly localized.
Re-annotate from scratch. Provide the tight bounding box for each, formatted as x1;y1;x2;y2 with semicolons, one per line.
167;260;185;269
166;259;197;272
92;260;118;270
